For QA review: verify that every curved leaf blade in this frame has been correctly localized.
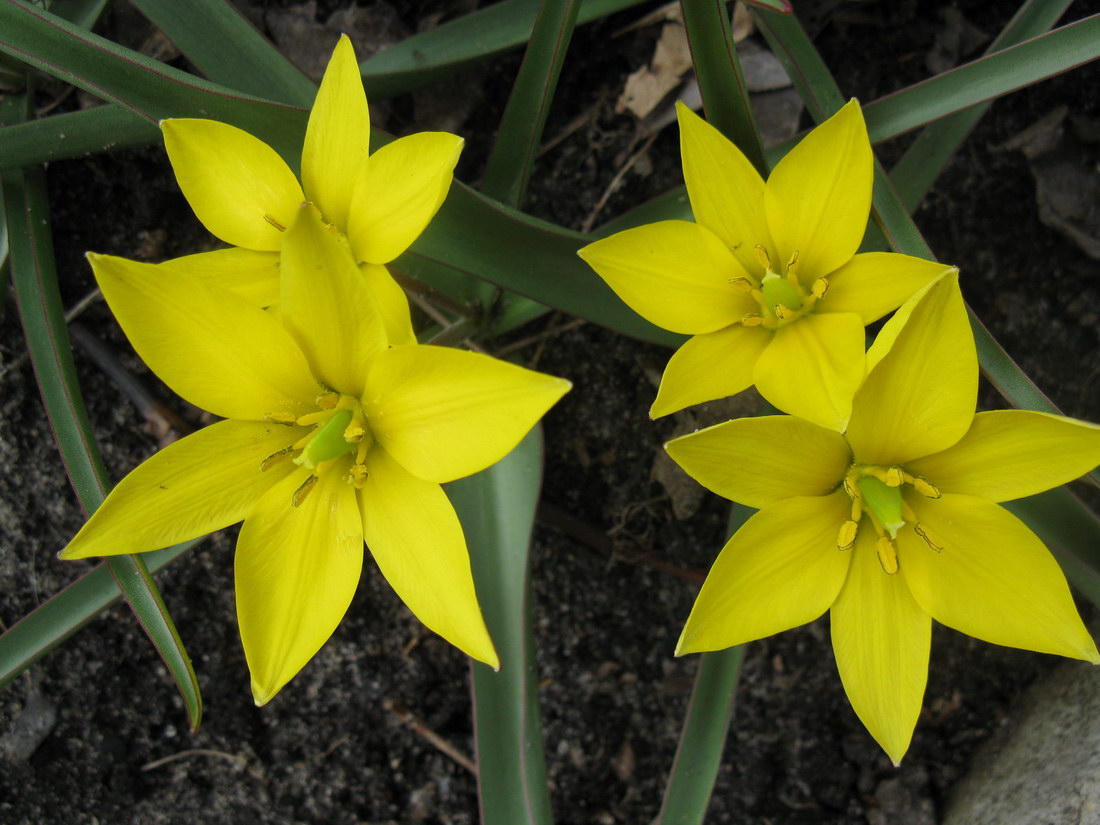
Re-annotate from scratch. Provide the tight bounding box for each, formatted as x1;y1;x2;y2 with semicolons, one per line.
449;428;554;825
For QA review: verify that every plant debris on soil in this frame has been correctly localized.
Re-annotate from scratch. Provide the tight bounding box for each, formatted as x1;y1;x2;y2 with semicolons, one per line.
2;1;1099;823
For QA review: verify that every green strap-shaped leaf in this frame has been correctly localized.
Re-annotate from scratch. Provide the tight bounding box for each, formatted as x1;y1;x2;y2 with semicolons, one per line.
680;0;766;175
0;0;309;163
449;428;554;825
0;105;159;171
654;501;754;825
482;0;581;210
2;150;202;728
0;543;198;689
360;0;650;99
128;0;316;106
890;0;1072;211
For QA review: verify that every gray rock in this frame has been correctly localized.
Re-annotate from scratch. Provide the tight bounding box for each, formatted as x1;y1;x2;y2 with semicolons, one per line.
943;661;1100;825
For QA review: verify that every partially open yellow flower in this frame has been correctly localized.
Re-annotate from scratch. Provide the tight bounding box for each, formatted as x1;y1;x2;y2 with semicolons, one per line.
579;100;950;430
62;206;570;705
158;34;458;345
666;272;1100;763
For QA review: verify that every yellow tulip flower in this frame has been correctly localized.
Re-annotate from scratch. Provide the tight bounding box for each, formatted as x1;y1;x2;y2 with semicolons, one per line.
62;206;570;705
158;34;458;345
579;99;950;430
666;272;1100;763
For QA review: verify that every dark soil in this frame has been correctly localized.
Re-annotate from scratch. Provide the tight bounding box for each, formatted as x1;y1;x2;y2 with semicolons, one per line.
2;1;1099;824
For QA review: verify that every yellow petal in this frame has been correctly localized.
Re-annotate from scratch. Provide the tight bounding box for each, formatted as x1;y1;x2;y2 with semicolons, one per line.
677;492;851;654
161;118;303;251
89;253;317;420
650;323;771;418
820;253;953;324
677;101;772;275
280;204;387;396
846;271;975;465
301;35;369;230
60;420;296;559
359;448;497;667
157;248;280;306
578;220;753;335
908;410;1100;502
365;345;570;483
361;262;416;347
237;466;365;705
764;99;872;282
347;131;463;265
665;415;851;509
753;311;866;431
901;493;1099;662
831;528;930;765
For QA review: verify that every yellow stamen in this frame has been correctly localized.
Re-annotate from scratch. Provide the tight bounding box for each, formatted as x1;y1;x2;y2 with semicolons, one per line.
811;278;828;299
348;463;368;486
740;313;764;327
754;244;771;270
883;467;904;488
837;520;858;551
263;214;286;231
296;410;332;427
914;523;943;552
264;412;298;425
260;446;301;471
291;474;318;507
876;536;899;574
784;250;800;288
316;391;340;410
909;475;941;499
730;277;755;293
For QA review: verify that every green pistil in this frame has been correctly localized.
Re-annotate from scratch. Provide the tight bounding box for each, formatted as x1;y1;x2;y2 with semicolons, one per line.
761;271;802;317
857;476;905;539
296;409;356;468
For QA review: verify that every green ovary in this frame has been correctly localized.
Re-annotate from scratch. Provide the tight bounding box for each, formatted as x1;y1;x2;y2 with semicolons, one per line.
761;271;803;315
857;475;905;539
297;409;357;468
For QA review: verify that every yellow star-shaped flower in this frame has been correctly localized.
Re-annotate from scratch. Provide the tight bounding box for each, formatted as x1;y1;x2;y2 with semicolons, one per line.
666;272;1100;763
62;206;570;705
156;34;457;345
579;99;950;430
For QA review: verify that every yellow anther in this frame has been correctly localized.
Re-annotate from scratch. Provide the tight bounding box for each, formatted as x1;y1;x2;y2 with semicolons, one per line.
837;520;858;551
291;474;318;507
348;463;368;486
774;304;793;320
730;277;755;293
910;476;941;499
884;467;904;487
343;417;366;442
754;244;772;270
296;410;331;427
784;250;801;288
811;278;829;299
876;536;899;575
261;446;301;471
316;391;340;410
740;313;764;327
264;412;298;425
914;523;943;552
263;214;287;231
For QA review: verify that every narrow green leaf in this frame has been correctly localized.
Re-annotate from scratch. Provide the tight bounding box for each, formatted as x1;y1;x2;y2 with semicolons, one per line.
396;187;681;347
680;0;766;174
0;0;308;164
863;14;1100;144
655;502;752;825
448;427;554;825
3;159;202;729
482;0;581;208
0;542;197;689
129;0;316;106
890;0;1072;211
47;0;109;29
360;0;650;99
0;105;159;170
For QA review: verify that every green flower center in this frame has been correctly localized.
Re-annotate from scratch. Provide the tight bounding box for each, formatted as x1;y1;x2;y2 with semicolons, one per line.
733;246;829;330
262;391;374;505
836;463;942;574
